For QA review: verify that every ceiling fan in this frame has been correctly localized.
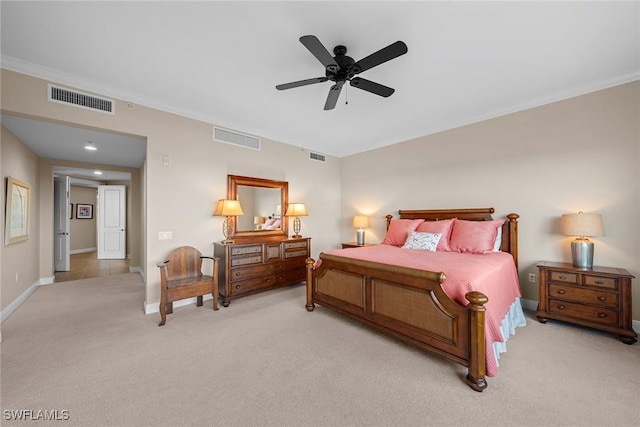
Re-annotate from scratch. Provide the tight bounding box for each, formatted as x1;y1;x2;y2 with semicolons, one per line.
276;35;408;110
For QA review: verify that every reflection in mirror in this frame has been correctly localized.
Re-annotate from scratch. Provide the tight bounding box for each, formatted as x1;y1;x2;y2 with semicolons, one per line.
236;186;281;231
227;175;288;239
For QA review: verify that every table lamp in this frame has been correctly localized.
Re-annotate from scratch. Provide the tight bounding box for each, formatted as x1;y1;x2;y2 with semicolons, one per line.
285;203;308;238
214;199;244;244
254;216;266;229
353;215;369;245
560;211;604;269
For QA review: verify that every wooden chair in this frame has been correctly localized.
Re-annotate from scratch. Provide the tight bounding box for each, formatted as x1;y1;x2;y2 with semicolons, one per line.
157;246;219;326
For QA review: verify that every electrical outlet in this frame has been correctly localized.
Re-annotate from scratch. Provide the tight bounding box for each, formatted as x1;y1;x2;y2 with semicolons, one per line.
528;273;536;283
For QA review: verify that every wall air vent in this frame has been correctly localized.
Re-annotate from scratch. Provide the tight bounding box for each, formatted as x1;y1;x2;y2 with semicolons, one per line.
213;127;260;150
47;84;114;114
309;152;326;162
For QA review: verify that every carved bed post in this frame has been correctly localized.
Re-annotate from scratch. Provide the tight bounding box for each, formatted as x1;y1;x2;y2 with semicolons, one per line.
465;291;489;392
507;213;519;270
305;258;315;311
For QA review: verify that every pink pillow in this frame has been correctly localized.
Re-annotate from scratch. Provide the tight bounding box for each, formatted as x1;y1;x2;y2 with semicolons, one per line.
264;218;276;226
272;219;281;228
382;219;425;247
449;219;504;254
416;219;455;251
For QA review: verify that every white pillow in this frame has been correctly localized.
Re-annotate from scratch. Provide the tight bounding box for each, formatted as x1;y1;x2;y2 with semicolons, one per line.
402;231;442;252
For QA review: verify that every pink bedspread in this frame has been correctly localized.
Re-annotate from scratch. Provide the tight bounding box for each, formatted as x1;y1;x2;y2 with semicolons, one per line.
321;245;521;376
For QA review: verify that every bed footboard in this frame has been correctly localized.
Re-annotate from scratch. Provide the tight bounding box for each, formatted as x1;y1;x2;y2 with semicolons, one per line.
305;255;488;392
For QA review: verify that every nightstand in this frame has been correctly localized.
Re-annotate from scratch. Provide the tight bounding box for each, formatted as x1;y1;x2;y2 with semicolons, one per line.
536;261;636;344
341;242;376;249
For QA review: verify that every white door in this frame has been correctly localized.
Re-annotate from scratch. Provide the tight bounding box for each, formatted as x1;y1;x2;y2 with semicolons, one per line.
53;176;71;271
97;185;126;259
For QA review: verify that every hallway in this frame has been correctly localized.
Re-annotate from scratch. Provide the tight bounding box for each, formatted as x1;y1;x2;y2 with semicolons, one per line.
54;251;130;283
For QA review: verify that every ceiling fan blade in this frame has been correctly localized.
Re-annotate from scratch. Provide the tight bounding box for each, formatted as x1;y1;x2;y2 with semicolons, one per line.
349;77;395;97
352;41;408;74
324;81;344;110
276;77;328;91
300;35;339;72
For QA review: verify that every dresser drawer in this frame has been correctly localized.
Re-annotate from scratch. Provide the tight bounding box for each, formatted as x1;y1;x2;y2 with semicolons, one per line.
230;254;263;267
231;245;263;256
284;241;308;250
230;274;276;295
276;269;306;285
549;299;618;325
230;264;274;281
548;284;618;308
549;271;578;284
583;275;617;290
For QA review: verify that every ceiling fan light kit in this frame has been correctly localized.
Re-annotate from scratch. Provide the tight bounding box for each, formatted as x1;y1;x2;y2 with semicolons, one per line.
276;35;408;110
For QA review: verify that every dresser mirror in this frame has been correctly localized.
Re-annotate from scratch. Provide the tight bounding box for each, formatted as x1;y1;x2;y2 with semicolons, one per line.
227;175;288;239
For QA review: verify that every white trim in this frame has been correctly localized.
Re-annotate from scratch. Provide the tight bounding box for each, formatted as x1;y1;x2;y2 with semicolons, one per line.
1;279;40;323
144;294;214;315
70;247;97;255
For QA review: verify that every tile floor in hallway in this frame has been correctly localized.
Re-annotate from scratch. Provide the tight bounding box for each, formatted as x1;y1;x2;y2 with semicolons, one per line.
54;251;130;283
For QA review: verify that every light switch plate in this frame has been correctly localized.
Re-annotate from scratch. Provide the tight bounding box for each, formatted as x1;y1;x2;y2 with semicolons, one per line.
158;231;172;240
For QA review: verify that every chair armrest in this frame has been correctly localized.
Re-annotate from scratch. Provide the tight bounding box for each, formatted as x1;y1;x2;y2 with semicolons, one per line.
157;261;168;268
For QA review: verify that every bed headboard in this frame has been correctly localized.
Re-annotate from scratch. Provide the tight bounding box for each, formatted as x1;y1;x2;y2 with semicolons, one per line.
385;208;519;269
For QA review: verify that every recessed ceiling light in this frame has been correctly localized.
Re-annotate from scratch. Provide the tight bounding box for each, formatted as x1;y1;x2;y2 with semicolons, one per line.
93;170;103;175
84;141;97;151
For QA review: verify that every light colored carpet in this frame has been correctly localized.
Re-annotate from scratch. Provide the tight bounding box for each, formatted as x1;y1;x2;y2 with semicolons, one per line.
1;273;639;426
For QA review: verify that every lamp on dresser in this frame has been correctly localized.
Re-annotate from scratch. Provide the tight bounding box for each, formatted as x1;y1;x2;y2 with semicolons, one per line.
285;203;308;238
352;215;369;245
560;211;604;269
254;216;266;229
214;199;244;244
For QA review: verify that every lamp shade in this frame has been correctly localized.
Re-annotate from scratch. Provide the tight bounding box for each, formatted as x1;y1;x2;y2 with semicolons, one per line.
275;204;282;216
285;203;308;217
214;199;244;216
254;216;266;225
560;212;604;237
352;215;369;228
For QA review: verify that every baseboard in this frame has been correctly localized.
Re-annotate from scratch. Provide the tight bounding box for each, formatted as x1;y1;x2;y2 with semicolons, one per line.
144;294;214;315
129;266;145;282
70;247;97;255
0;277;49;324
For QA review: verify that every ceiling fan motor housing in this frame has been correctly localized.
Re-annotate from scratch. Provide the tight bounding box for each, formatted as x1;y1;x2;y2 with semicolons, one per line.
326;45;359;82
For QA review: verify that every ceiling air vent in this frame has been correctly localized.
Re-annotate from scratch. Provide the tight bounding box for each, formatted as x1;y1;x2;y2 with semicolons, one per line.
309;152;326;162
47;84;114;114
213;127;260;150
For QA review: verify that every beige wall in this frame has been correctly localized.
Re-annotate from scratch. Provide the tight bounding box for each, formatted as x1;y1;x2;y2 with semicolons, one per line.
0;69;342;311
1;126;40;310
70;185;97;251
340;81;640;318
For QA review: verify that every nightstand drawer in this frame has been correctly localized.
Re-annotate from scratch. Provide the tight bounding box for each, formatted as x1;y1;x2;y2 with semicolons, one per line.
583;275;616;290
549;299;618;325
548;284;618;308
549;271;578;284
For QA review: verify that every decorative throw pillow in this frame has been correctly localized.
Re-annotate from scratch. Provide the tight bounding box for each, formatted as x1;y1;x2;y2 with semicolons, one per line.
402;231;442;252
382;219;425;247
415;219;455;251
449;219;505;254
264;218;276;226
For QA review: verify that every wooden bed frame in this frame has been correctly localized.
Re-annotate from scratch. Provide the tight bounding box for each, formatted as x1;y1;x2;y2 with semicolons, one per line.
305;208;519;392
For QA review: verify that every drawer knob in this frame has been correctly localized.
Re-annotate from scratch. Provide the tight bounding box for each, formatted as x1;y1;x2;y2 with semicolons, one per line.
265;278;271;283
266;267;272;271
235;272;240;276
558;304;566;310
235;285;240;289
559;275;567;280
597;296;606;302
598;312;607;318
557;289;566;295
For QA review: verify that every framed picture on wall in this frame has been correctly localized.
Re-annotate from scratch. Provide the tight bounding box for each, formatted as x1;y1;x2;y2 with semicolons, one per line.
76;204;93;219
70;203;73;219
5;176;31;245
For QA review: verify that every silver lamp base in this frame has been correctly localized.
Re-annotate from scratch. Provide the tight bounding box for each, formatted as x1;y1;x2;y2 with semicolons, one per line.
571;238;594;269
356;229;365;246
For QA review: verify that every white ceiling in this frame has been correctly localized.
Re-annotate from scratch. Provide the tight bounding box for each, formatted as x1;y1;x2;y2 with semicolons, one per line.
1;1;638;160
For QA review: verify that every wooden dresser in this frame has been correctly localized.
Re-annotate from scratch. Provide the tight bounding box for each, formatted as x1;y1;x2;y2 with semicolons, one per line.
214;237;310;306
536;261;636;344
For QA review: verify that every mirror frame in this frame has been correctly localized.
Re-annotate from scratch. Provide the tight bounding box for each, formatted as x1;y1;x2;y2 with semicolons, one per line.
227;175;288;240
